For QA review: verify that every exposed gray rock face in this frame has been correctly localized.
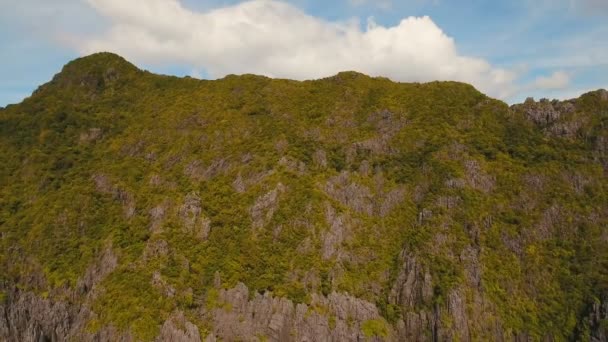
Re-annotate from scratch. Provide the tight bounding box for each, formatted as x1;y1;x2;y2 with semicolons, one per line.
324;172;405;218
385;242;526;341
152;271;176;298
76;245;118;295
436;195;461;210
115;189;136;218
179;192;211;240
0;246;129;342
180;192;203;229
549;116;586;138
144;239;170;261
279;156;307;174
233;170;274;193
79;127;103;144
149;174;163;187
92;173;136;218
149;201;169;233
368;109;408;136
1;291;75;342
1;289;145;342
325;172;373;215
459;245;482;287
321;203;355;260
464;159;495;193
313;149;328;169
516;97;575;126
92;173;113;193
205;282;392;342
535;205;562;240
251;183;285;229
184;158;230;181
156;311;201;342
388;253;435;338
445;178;466;189
275;137;289;154
2;285;199;342
199;218;212;240
587;296;608;342
378;186;406;217
509;96;606;139
350;109;407;157
596;135;608;172
417;208;433;225
389;252;432;310
358;160;371;176
233;173;246;193
353;136;394;156
3;265;602;342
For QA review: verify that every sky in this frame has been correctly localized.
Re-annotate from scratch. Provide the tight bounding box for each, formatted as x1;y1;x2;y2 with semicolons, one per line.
1;0;607;106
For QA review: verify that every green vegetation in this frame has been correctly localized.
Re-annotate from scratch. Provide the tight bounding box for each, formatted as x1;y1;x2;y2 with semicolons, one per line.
361;319;390;338
0;53;606;340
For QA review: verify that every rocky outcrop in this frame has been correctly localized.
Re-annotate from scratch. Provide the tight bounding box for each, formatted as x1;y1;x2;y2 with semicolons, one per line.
4;54;607;342
389;252;433;310
92;173;136;218
588;296;608;341
0;244;127;342
205;282;392;341
179;192;211;240
251;183;285;229
0;233;601;342
76;245;118;295
279;156;307;174
1;289;151;342
324;172;373;215
514;97;575;126
1;290;76;342
184;159;231;181
351;109;407;156
510;94;608;139
464;159;495;193
386;249;507;341
156;311;201;342
313;149;328;169
79;127;103;144
321;203;355;260
148;206;164;233
233;169;274;193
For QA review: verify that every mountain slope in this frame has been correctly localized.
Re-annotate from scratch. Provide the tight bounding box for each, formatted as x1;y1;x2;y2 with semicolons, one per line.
1;52;607;341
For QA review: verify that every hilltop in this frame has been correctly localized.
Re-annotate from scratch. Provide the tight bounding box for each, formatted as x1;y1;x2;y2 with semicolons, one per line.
1;53;607;341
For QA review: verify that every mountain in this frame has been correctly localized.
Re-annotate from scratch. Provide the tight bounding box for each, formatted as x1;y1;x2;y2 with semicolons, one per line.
0;52;607;341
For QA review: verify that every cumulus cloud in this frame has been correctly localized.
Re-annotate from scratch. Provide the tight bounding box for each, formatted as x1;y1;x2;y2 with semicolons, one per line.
78;0;518;98
533;71;570;89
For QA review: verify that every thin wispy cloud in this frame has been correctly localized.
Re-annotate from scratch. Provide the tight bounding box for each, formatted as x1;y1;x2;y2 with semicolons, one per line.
348;0;392;10
579;0;608;13
533;71;570;90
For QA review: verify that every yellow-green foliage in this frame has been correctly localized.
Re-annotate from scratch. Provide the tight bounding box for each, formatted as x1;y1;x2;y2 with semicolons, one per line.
361;319;390;338
0;53;606;340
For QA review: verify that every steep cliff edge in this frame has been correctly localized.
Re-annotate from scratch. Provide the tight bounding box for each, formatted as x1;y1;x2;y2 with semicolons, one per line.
1;53;607;341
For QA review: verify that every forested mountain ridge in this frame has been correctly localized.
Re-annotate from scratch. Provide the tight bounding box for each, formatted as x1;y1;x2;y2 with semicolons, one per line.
1;52;607;341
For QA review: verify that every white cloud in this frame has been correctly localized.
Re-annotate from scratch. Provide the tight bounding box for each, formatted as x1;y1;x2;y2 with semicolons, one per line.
533;71;570;89
76;0;519;99
349;0;392;10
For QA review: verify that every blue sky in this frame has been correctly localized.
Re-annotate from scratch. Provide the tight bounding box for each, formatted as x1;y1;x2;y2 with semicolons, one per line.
1;0;607;106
